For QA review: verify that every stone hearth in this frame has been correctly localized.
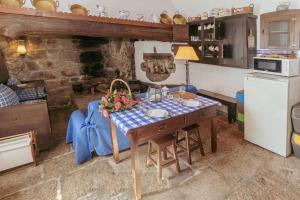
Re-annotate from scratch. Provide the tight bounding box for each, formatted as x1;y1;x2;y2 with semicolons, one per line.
0;36;135;108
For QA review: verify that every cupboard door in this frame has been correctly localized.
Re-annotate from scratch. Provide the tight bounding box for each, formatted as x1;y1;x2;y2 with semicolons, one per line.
294;15;300;50
219;17;247;68
261;15;294;49
173;25;189;42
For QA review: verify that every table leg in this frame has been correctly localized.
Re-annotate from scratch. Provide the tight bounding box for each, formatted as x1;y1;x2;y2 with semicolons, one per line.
227;104;237;124
110;122;120;163
131;137;142;200
211;118;217;152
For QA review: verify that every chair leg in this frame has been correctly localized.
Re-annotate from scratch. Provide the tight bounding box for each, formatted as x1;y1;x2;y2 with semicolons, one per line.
146;141;152;167
157;147;162;182
172;141;180;173
185;131;192;165
163;149;168;160
196;129;205;156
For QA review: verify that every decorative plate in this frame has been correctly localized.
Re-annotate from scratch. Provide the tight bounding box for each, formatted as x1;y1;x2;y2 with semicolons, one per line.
182;99;202;107
147;109;169;118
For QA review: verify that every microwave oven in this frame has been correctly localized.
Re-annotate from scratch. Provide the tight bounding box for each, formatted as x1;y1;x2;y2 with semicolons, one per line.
253;57;299;77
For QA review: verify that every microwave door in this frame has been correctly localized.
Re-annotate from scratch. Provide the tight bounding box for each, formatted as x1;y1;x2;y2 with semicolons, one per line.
254;59;282;73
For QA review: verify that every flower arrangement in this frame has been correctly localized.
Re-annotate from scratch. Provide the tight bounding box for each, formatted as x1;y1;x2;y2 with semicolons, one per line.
100;79;138;118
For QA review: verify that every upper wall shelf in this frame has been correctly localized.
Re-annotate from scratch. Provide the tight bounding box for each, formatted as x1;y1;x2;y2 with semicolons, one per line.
0;7;173;41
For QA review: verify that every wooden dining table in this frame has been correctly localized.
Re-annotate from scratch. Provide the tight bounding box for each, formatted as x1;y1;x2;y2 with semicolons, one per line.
109;98;219;200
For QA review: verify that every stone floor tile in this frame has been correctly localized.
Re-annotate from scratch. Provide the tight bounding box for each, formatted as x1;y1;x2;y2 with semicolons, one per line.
42;152;97;179
39;139;73;162
0;165;45;197
0;179;57;200
210;145;264;185
143;189;188;200
226;166;300;200
60;159;133;200
176;167;234;200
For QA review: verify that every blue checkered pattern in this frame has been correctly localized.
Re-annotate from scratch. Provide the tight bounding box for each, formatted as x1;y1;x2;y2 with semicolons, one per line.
110;96;220;136
0;84;20;107
16;87;46;102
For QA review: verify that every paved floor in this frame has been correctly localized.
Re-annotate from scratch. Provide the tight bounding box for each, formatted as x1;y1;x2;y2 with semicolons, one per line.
1;111;300;200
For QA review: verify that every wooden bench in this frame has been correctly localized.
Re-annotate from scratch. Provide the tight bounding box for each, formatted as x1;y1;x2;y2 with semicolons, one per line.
197;89;237;124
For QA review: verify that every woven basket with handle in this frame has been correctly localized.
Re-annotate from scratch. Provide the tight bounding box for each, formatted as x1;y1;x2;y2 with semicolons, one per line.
109;79;132;97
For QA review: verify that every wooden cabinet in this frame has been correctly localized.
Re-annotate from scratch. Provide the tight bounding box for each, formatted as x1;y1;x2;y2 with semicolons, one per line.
173;25;189;42
175;14;257;69
218;14;257;68
261;9;300;50
0;101;53;151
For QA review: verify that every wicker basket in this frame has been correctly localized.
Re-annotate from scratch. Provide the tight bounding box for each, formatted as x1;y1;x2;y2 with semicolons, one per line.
232;4;254;15
109;79;132;97
100;79;136;116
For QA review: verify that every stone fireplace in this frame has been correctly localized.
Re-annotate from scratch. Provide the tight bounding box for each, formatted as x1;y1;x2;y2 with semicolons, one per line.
0;36;135;108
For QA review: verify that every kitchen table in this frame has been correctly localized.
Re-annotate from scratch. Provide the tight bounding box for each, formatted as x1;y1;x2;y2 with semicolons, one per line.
109;96;220;200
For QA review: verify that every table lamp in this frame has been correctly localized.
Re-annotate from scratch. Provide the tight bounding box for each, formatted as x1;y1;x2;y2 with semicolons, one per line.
175;46;199;89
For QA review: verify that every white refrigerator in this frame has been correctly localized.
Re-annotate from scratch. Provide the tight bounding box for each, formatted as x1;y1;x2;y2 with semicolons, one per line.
244;73;300;157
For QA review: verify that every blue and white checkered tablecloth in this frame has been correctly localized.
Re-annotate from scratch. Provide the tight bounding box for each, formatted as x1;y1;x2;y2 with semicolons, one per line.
110;96;220;136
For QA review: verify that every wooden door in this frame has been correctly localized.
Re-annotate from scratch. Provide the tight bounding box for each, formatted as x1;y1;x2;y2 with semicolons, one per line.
173;25;189;42
219;16;247;68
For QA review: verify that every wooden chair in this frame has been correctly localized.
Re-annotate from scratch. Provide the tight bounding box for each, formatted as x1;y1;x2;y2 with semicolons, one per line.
176;124;205;165
146;134;180;182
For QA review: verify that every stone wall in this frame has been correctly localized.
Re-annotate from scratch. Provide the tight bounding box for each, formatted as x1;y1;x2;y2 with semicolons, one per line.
0;36;135;108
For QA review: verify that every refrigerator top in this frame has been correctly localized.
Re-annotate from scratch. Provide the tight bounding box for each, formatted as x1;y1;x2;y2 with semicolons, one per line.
246;72;300;82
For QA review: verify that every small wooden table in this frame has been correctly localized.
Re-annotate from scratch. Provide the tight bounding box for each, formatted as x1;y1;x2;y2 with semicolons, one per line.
110;105;218;200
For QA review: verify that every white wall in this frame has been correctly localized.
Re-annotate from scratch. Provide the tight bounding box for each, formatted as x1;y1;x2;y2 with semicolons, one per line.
23;0;177;21
135;0;300;97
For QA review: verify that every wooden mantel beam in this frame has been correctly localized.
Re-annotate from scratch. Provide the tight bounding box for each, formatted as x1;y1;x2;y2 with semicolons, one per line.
0;7;173;41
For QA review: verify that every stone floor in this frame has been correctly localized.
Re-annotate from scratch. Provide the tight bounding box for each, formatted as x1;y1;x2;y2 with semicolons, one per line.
1;111;300;200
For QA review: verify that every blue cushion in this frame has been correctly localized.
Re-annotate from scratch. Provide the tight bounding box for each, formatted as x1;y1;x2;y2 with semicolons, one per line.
0;84;20;107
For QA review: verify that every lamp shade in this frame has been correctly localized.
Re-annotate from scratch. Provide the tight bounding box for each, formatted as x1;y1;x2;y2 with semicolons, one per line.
175;46;199;61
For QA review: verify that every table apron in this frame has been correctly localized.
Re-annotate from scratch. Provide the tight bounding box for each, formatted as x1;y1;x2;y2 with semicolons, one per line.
128;106;217;143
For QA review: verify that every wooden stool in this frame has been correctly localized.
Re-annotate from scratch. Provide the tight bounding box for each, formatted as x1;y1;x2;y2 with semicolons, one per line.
146;134;180;182
176;124;205;165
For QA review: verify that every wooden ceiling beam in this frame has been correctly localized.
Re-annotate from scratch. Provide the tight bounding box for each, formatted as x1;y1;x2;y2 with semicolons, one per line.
0;7;173;41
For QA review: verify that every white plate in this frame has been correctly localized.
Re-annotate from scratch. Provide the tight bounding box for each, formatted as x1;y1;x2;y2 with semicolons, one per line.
147;109;169;118
182;100;202;107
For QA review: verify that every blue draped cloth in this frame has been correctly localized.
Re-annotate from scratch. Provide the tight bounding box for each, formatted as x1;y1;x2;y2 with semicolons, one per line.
66;100;131;164
66;85;198;164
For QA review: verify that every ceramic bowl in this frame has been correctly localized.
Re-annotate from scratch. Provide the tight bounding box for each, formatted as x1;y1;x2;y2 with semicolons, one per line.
31;0;59;12
70;4;89;16
0;0;25;8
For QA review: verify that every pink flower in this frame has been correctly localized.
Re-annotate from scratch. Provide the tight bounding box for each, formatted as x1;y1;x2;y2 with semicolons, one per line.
102;97;108;106
121;96;130;105
114;96;120;103
102;109;109;118
115;102;122;110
